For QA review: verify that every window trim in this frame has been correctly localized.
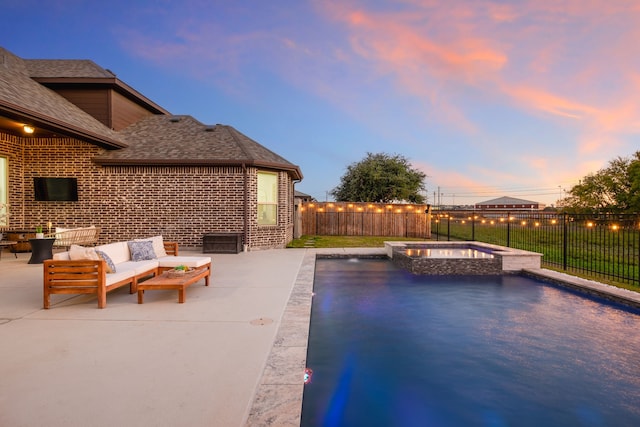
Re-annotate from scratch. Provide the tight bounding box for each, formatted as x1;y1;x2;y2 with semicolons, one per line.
257;171;278;226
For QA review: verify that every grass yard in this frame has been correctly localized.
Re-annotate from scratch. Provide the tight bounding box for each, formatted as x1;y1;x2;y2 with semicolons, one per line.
288;233;639;293
287;235;425;248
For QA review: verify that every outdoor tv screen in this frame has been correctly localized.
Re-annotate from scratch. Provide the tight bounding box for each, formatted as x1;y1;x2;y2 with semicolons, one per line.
33;177;78;201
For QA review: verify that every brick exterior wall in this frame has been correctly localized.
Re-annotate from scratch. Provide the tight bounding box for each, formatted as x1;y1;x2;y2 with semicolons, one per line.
0;132;295;249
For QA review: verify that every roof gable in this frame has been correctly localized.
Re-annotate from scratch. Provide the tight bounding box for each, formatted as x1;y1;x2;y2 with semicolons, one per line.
476;196;539;205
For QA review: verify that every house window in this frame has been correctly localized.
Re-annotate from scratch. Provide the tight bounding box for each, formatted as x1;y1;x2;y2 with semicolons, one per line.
257;171;278;225
0;156;7;226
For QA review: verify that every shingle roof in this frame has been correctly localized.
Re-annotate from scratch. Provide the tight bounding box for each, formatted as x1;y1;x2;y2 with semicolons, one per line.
0;47;127;148
24;59;116;78
476;196;540;205
1;47;302;179
93;115;303;180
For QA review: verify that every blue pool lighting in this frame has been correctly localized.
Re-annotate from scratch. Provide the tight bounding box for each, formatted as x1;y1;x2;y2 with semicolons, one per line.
301;258;640;427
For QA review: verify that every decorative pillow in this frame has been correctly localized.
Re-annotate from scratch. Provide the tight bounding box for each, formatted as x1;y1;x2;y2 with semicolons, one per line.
127;240;157;261
95;250;116;274
135;235;167;257
68;244;100;261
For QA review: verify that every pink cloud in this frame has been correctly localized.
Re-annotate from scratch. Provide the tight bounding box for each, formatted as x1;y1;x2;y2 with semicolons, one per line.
501;84;597;120
317;1;512;133
330;3;508;81
117;0;640;176
318;0;640;155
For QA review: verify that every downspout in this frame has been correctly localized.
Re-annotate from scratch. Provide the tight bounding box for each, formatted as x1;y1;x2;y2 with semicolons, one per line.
293;178;302;239
243;163;249;251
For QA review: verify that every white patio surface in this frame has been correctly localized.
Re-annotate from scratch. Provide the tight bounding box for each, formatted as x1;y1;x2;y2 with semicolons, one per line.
0;247;325;427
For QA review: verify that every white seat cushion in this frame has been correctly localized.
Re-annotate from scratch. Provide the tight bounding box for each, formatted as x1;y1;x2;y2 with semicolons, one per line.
95;241;130;265
117;260;159;277
68;245;100;261
52;252;71;260
158;256;211;269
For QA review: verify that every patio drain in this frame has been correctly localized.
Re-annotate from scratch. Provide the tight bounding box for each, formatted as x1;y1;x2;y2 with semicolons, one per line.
250;317;274;326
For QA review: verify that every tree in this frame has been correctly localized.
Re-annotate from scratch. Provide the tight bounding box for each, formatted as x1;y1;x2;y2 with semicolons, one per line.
560;151;640;213
331;152;427;203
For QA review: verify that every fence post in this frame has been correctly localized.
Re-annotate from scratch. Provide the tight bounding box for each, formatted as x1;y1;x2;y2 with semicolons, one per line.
506;211;511;247
563;213;568;270
447;215;451;241
472;210;476;241
425;205;431;239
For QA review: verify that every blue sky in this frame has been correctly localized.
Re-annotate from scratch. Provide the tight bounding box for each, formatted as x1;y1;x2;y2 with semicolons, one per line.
3;0;640;206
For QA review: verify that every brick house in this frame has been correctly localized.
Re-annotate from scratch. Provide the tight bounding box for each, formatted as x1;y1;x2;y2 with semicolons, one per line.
0;47;302;250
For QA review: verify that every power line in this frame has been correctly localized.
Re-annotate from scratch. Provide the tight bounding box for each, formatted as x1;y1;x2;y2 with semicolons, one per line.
432;185;573;198
428;184;574;205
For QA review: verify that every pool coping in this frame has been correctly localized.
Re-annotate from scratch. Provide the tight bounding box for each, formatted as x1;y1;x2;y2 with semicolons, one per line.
522;268;640;309
245;247;640;426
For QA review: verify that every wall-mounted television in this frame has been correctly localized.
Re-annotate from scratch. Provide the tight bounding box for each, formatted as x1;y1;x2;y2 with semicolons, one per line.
33;177;78;201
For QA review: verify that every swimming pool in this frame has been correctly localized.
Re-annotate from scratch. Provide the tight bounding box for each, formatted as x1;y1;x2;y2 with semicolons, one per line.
301;258;640;426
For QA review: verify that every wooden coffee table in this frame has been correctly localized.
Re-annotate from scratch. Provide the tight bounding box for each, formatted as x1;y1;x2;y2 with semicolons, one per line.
137;266;210;304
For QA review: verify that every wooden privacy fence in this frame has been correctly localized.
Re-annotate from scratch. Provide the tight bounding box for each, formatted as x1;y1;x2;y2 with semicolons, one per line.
299;202;431;237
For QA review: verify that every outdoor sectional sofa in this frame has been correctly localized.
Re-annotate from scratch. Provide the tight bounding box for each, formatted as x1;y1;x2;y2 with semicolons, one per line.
43;235;211;309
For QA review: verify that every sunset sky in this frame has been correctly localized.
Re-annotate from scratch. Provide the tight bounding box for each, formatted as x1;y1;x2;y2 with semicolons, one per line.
3;0;639;206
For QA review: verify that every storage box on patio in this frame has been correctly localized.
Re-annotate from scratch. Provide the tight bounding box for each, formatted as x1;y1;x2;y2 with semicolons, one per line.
203;233;243;254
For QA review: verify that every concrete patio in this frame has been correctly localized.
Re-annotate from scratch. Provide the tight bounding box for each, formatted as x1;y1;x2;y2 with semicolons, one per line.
0;247;328;427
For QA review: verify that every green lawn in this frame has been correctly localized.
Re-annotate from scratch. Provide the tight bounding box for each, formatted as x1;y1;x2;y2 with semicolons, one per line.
287;235;426;248
288;233;639;292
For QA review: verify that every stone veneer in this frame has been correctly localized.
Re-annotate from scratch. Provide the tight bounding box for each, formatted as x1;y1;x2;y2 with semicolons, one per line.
392;250;503;275
0;132;295;249
385;241;542;274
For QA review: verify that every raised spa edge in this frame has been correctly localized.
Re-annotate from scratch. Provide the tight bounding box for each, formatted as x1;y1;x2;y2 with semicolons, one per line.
385;241;543;275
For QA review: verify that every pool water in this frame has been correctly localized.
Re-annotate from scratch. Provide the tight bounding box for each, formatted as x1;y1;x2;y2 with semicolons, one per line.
301;259;640;427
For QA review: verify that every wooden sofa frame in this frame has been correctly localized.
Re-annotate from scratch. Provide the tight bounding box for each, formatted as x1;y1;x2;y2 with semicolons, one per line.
43;241;187;309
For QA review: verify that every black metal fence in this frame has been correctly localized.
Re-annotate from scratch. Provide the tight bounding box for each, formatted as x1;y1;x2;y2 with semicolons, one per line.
432;210;640;287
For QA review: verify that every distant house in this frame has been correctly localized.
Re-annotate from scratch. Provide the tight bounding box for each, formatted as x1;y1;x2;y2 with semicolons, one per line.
294;190;315;203
475;196;544;211
0;47;302;249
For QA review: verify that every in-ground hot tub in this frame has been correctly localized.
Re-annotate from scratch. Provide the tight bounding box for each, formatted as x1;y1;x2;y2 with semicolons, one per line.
385;241;542;275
